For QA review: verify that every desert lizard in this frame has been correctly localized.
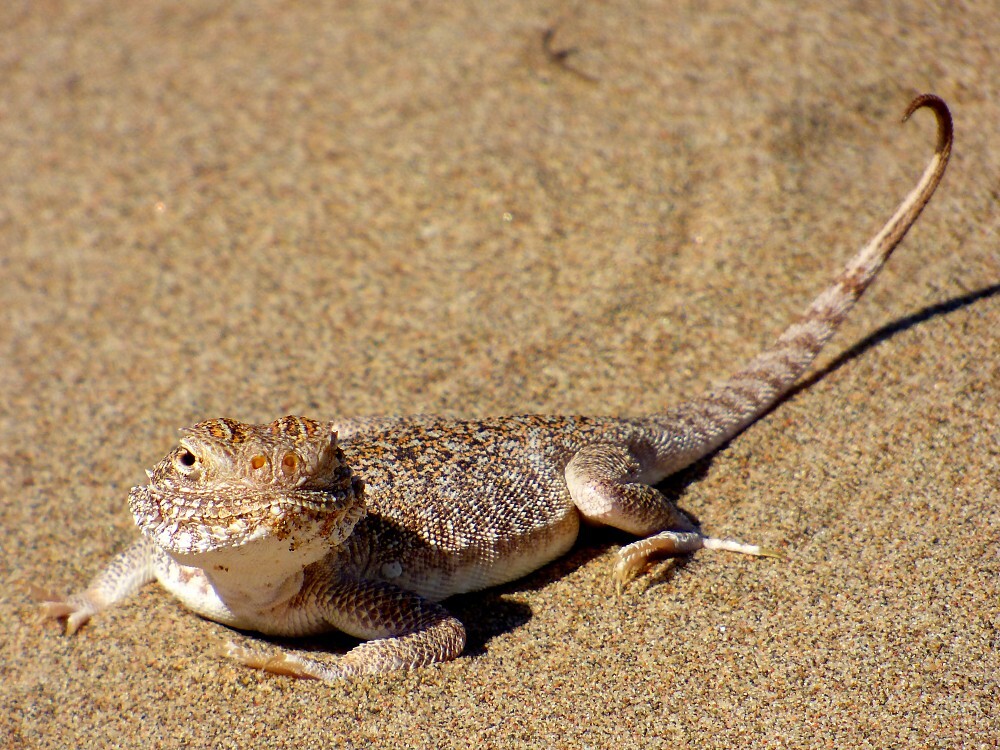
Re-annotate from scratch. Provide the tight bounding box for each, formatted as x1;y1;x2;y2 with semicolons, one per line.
38;94;953;680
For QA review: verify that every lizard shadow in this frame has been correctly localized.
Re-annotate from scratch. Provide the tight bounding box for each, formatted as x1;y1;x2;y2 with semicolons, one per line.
633;282;1000;592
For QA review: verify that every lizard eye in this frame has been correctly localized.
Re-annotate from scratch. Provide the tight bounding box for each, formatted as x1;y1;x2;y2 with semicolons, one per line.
250;455;267;470
174;448;200;476
281;452;299;475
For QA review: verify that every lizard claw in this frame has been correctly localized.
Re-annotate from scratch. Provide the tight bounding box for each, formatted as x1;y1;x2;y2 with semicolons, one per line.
612;553;646;595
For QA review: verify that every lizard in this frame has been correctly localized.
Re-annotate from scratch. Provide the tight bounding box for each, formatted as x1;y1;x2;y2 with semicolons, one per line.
38;94;953;680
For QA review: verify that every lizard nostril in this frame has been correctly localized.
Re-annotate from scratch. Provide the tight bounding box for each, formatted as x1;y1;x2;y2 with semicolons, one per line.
250;455;266;470
281;453;299;475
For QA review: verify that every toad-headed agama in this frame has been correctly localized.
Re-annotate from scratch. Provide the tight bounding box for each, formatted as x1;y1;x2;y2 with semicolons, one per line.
39;95;952;680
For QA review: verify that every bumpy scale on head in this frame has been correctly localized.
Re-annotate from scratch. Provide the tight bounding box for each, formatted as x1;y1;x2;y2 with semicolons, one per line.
128;416;366;559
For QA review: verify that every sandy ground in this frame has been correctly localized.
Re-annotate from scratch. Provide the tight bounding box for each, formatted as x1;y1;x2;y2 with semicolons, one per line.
2;2;997;748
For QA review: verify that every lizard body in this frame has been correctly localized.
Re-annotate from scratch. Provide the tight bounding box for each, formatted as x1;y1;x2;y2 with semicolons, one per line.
39;95;953;680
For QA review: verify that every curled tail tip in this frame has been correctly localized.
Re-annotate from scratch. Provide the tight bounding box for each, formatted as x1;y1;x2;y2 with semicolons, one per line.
902;92;948;122
902;93;953;157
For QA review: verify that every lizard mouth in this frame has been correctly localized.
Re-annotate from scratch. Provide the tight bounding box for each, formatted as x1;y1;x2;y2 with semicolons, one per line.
127;480;366;557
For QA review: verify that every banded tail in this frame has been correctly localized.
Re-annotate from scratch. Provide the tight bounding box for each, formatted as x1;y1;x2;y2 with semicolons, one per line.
652;94;953;472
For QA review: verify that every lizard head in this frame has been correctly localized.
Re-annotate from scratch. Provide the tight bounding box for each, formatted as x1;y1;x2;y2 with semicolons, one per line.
128;416;366;568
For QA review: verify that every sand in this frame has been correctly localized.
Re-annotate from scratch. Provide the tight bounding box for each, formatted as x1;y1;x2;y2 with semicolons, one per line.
2;2;997;747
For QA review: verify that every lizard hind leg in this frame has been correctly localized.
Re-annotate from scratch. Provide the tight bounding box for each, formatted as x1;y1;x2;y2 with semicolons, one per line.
564;444;778;591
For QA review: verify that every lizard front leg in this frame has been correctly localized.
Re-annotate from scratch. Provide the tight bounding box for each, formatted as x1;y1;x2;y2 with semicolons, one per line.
564;444;777;590
224;577;467;680
36;537;157;634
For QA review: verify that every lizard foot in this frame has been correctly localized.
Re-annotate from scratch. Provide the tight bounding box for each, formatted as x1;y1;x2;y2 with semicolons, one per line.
220;641;345;681
613;531;782;593
32;586;98;635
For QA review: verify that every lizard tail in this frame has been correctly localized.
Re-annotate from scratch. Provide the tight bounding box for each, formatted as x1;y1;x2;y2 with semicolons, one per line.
650;94;953;473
